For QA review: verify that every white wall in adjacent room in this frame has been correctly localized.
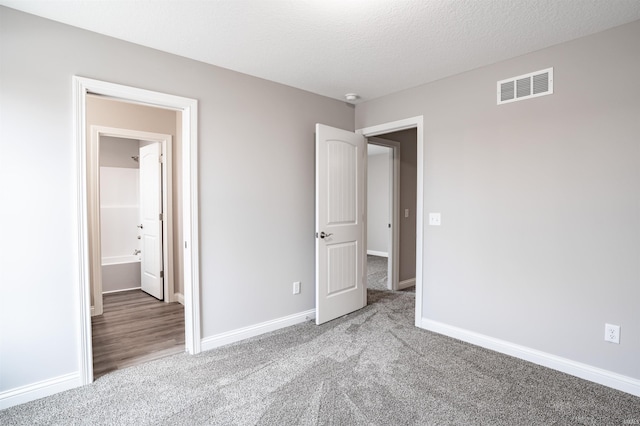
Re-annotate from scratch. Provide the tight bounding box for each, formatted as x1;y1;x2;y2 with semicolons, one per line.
367;147;391;256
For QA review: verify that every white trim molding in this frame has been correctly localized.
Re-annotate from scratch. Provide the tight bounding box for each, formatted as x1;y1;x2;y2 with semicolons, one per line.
421;319;640;397
201;309;316;351
367;250;389;257
102;287;142;295
0;373;81;410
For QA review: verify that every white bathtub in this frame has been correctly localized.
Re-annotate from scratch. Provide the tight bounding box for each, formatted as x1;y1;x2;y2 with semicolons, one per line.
101;255;141;293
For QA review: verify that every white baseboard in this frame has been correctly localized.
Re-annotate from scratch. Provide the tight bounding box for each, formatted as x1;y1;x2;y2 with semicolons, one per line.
421;318;640;397
0;372;81;410
174;292;184;305
367;250;388;257
201;309;316;352
102;286;141;295
398;278;416;290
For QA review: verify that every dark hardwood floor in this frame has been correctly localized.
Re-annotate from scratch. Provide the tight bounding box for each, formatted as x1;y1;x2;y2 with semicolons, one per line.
91;290;185;379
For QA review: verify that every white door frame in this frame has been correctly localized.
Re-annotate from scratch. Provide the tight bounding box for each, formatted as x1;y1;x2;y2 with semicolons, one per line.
89;127;174;316
367;138;400;291
73;76;201;385
357;116;424;327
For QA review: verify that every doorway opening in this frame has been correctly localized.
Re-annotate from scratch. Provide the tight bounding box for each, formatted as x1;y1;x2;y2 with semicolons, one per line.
365;131;417;294
90;126;175;315
366;142;395;291
315;120;424;327
314;118;423;326
88;126;183;378
359;117;424;327
73;77;201;385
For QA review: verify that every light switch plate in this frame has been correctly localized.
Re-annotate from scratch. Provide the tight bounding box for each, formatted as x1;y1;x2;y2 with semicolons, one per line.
429;213;441;226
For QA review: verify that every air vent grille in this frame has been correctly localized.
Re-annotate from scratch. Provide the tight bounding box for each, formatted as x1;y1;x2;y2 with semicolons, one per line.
500;81;514;102
532;72;549;94
497;68;553;105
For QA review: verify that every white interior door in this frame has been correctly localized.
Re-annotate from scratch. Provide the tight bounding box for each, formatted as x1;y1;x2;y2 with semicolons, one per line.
139;142;164;300
315;124;366;325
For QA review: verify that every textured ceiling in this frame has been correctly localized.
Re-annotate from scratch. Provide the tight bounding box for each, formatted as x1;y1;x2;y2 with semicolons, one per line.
3;0;640;102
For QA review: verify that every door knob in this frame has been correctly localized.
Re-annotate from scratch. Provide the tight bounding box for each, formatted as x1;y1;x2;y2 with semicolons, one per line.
320;231;333;239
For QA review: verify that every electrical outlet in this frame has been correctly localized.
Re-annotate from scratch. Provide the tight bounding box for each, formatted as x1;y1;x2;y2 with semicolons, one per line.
293;281;301;295
429;212;441;226
604;323;620;344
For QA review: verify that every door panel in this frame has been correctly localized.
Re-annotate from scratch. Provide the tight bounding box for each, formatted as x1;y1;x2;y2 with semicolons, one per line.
327;242;357;295
315;124;366;325
139;142;163;300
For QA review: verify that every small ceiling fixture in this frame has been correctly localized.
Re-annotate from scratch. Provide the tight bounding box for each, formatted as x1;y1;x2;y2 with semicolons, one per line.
344;93;359;102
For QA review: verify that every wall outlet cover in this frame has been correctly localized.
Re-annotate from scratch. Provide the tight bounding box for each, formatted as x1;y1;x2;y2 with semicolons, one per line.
604;323;620;344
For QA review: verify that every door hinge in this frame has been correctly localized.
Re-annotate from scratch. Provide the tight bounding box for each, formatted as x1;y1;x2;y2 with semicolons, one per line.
159;154;164;163
159;213;163;221
315;232;319;239
160;270;164;278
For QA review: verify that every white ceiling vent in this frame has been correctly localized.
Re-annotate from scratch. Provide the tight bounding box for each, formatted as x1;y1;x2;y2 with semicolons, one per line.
497;68;553;105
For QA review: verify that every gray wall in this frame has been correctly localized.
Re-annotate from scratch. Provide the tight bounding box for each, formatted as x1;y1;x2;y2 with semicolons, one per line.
356;20;640;379
367;150;390;255
0;6;353;393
